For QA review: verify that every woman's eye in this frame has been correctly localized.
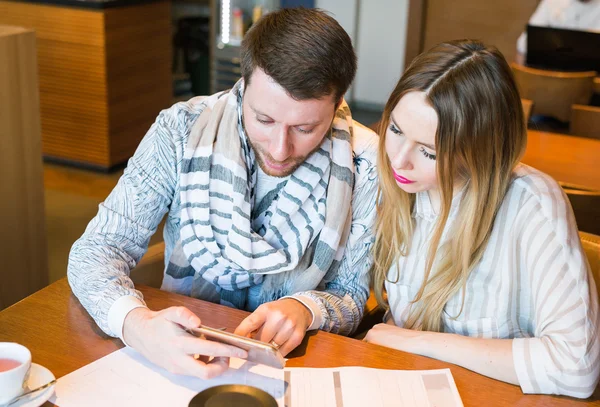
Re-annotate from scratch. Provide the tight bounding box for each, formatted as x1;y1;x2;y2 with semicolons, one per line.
419;147;436;161
389;124;402;135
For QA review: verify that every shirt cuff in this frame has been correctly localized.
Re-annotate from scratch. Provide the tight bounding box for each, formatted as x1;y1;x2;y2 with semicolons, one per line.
107;295;147;346
281;295;322;331
512;337;555;395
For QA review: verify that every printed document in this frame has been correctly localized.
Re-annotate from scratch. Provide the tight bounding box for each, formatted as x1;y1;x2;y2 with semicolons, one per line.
50;347;463;407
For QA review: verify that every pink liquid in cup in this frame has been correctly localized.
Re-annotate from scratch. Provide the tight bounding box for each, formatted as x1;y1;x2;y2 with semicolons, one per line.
0;358;21;372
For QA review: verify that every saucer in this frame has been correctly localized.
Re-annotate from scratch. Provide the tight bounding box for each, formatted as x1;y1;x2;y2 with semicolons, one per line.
10;363;55;407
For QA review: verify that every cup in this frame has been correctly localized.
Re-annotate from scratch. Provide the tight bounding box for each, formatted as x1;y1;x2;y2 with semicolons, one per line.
0;343;32;404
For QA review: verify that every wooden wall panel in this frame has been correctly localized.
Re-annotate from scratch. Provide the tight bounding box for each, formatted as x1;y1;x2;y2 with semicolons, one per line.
38;34;110;166
404;0;426;69
0;2;104;45
0;26;48;309
105;1;172;166
0;0;172;169
0;2;110;167
416;0;540;62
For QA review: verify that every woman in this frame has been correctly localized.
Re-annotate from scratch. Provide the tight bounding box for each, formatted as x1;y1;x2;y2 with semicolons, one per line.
364;40;599;398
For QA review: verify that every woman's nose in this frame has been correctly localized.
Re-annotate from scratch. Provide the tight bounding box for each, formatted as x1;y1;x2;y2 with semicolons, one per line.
390;143;413;171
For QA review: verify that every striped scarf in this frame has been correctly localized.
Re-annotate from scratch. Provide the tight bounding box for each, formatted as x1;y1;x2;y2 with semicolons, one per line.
169;80;354;309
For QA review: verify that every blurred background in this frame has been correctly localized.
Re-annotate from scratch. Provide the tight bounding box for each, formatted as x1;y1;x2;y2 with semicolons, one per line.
3;0;599;310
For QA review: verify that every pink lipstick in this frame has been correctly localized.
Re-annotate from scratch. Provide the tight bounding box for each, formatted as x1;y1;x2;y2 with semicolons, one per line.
392;170;415;184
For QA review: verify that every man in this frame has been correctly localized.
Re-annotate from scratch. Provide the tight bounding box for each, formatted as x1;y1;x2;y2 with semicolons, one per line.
516;0;600;62
68;8;378;379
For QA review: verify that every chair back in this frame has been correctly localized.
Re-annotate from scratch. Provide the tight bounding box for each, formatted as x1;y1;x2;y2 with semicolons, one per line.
580;231;600;299
511;63;596;122
570;104;600;140
561;183;600;235
131;241;166;288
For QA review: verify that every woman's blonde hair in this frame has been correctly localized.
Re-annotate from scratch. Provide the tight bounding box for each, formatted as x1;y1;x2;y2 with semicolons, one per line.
372;40;527;332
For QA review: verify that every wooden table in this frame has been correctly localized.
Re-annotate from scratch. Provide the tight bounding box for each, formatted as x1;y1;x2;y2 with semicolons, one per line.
1;279;598;406
523;130;600;190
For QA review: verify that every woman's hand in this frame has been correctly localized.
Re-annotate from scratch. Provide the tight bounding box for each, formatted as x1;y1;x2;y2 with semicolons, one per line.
364;323;518;385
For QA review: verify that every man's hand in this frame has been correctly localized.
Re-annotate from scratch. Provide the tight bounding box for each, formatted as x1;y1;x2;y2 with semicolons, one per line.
234;299;312;356
123;306;248;379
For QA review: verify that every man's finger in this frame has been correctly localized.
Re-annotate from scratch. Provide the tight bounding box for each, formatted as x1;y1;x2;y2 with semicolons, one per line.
178;336;248;359
177;355;229;379
234;309;267;337
208;356;230;368
278;329;305;357
269;319;295;349
201;357;230;379
163;306;201;328
254;315;288;344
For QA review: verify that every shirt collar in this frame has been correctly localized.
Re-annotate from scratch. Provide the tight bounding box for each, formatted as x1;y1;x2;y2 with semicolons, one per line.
413;186;465;222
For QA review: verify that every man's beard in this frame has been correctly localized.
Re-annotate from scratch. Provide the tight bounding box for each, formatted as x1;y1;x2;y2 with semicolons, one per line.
247;135;327;178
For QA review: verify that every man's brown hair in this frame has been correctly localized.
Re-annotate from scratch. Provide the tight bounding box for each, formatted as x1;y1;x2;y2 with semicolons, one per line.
241;8;357;102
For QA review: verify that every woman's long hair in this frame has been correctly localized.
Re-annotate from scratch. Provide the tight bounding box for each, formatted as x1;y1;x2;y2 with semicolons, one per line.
372;40;527;332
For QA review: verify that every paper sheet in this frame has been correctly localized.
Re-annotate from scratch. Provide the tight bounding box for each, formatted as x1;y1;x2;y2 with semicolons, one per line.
283;367;463;407
50;348;463;407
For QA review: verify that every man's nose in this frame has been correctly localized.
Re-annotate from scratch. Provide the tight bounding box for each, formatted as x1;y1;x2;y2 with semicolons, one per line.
269;127;292;162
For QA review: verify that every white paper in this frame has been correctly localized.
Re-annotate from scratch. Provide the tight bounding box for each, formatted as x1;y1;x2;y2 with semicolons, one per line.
50;348;463;407
50;348;285;407
283;366;463;407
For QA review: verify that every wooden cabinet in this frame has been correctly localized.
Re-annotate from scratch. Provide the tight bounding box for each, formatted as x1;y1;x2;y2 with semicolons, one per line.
0;0;173;170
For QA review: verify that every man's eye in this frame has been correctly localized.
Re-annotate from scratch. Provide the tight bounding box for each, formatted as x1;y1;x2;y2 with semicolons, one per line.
296;127;314;134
